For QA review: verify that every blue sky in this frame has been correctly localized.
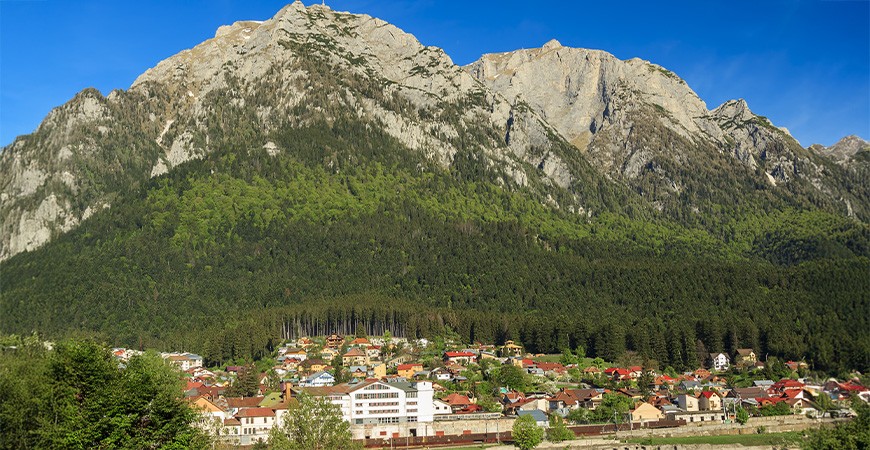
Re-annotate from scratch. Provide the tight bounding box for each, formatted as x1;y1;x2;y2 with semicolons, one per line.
1;0;868;147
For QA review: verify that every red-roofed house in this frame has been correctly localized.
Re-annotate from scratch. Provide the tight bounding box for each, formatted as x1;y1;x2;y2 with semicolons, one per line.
698;391;723;411
604;367;631;381
235;407;276;442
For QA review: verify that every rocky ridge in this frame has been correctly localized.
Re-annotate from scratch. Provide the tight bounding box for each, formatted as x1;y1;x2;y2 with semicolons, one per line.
467;43;867;218
1;1;868;260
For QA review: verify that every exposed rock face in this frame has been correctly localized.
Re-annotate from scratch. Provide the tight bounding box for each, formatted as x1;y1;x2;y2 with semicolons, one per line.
467;42;868;220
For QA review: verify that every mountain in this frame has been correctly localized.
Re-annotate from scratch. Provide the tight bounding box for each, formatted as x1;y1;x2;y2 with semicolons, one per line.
467;41;869;222
0;2;620;261
0;2;868;372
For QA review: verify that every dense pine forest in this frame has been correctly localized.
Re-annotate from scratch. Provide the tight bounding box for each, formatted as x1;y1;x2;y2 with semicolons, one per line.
2;119;868;375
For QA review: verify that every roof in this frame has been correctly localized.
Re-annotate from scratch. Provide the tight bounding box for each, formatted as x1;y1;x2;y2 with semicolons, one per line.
517;410;548;423
343;347;366;357
736;348;755;356
443;393;472;405
444;351;476;358
224;418;241;426
236;407;275;418
699;391;720;399
226;397;263;408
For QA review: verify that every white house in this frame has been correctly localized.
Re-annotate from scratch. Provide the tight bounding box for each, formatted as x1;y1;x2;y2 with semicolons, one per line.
236;407;276;444
709;353;730;372
299;370;335;387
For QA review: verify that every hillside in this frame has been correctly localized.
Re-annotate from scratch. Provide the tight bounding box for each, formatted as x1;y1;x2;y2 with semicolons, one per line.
0;2;868;373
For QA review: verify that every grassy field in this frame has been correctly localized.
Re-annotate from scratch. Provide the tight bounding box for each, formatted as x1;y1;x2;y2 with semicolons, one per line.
623;431;804;446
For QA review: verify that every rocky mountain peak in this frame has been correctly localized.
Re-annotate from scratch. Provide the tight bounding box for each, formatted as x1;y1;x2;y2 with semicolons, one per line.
542;39;562;50
810;134;869;166
711;98;754;122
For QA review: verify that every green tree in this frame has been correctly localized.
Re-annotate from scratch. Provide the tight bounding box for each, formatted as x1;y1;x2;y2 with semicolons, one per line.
566;407;591;424
496;364;529;391
512;414;544;450
228;363;260;397
813;392;835;418
637;369;654;397
593;393;633;424
0;339;209;450
270;393;360;450
736;406;749;425
546;415;574;443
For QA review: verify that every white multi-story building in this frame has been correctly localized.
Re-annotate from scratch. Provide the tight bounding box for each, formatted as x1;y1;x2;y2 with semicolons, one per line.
299;379;441;438
708;352;730;372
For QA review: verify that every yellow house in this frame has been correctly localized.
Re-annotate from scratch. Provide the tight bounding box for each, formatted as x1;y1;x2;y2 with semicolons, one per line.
736;348;757;365
370;363;387;379
342;347;369;366
501;340;524;356
397;363;424;379
630;402;663;423
320;347;339;361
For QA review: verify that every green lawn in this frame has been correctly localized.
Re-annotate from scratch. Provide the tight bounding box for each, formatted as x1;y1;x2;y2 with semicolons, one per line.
623;431;804;446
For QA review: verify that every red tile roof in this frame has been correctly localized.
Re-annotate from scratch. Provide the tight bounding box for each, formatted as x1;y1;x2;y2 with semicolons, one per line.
236;407;275;418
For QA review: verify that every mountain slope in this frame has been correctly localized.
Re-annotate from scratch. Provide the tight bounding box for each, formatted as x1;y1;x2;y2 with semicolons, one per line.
2;2;631;260
0;2;868;372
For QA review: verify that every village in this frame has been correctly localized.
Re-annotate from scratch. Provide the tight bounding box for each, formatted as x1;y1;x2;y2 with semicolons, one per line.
113;334;870;448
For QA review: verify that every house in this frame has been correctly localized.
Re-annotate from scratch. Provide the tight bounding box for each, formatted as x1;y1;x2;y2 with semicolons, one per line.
365;346;381;361
342;347;369;367
430;367;453;381
299;371;335;387
729;387;769;400
698;391;723;411
221;418;242;443
676;394;699;412
708;352;730;372
443;351;477;365
326;334;344;349
501;340;524;356
370;362;387;379
348;365;369;378
433;399;452;415
165;353;203;372
236;407;276;443
295;337;314;348
282;348;307;362
301;358;328;374
320;347;340;361
442;393;474;413
679;380;702;392
349;337;371;348
630;402;664;423
386;352;416;368
604;367;632;381
536;362;567;376
735;348;757;366
397;363;424;379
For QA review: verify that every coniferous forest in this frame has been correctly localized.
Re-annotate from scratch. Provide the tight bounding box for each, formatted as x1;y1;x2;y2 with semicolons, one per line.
2;119;867;375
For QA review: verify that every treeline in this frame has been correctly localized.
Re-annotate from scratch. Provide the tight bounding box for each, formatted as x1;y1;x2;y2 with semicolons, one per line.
1;123;868;375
